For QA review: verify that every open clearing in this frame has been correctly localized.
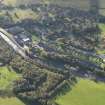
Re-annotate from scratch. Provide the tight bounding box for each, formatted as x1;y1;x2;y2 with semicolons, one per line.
56;79;105;105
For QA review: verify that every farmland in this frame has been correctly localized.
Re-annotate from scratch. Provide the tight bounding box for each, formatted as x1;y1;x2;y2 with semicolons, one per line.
0;66;20;90
0;97;25;105
2;0;90;10
2;0;105;8
56;79;105;105
9;8;39;23
2;0;105;14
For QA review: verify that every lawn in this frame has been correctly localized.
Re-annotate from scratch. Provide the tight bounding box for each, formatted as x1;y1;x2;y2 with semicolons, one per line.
0;97;25;105
0;66;20;90
56;79;105;105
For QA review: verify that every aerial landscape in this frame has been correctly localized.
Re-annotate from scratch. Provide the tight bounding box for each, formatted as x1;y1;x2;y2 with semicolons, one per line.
0;0;105;105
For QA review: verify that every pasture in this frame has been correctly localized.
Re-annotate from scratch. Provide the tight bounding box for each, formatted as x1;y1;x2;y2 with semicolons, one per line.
56;79;105;105
0;97;25;105
0;66;20;90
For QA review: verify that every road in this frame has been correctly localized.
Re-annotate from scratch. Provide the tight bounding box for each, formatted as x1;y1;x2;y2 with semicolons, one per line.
0;28;27;58
0;26;105;71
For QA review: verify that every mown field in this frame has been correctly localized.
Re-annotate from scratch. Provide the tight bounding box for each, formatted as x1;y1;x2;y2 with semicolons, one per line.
2;0;90;10
96;23;105;54
0;97;25;105
2;0;90;9
0;8;39;23
0;66;20;90
0;67;24;105
2;0;105;15
2;0;40;6
56;79;105;105
10;8;39;22
99;23;105;34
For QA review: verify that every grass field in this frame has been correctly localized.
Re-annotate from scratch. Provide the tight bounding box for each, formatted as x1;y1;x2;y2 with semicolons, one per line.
0;66;20;90
9;8;39;23
0;97;25;105
2;0;39;6
2;0;90;9
99;23;105;34
96;23;105;54
56;79;105;105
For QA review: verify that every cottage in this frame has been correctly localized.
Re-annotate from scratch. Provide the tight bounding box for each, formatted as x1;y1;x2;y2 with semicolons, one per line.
14;31;32;46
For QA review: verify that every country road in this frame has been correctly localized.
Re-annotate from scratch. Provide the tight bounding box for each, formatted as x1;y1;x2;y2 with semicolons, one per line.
0;26;105;71
0;28;27;58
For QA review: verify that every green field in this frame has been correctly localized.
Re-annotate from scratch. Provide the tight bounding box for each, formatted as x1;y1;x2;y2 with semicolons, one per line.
2;0;39;6
10;8;39;23
2;0;90;9
0;66;20;90
0;67;27;105
99;23;105;34
0;97;25;105
56;79;105;105
96;23;105;54
2;0;105;16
